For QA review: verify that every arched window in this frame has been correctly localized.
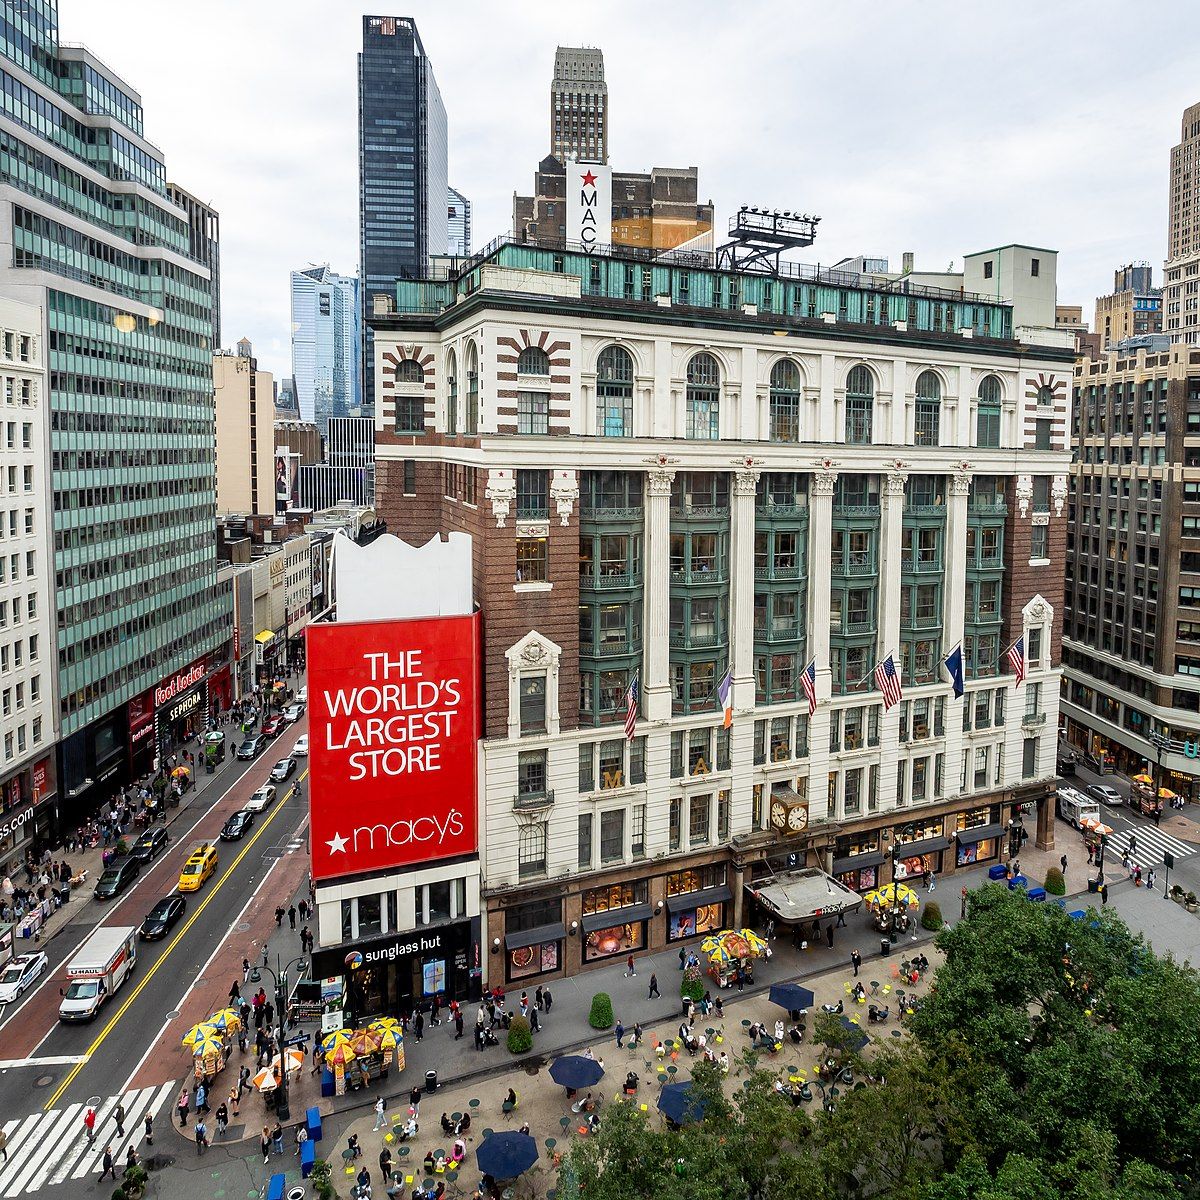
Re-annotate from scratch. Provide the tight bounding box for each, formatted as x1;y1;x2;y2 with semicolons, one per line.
596;345;634;437
976;375;1001;448
845;365;874;445
685;352;720;440
914;370;941;446
769;359;802;442
517;346;550;376
445;349;458;435
393;358;425;434
1036;383;1053;407
465;343;479;434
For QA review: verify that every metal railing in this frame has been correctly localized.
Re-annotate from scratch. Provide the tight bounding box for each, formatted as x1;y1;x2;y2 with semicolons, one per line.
754;564;803;581
579;570;642;590
832;556;877;577
513;788;555;814
832;504;880;520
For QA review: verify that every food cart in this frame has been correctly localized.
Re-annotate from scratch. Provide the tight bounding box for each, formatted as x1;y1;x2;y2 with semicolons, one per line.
1128;783;1164;818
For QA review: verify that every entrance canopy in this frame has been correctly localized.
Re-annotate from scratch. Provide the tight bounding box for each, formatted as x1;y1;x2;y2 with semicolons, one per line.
748;869;863;925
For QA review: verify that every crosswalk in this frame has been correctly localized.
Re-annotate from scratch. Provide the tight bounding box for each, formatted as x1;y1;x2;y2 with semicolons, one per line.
1105;824;1196;870
0;1082;174;1197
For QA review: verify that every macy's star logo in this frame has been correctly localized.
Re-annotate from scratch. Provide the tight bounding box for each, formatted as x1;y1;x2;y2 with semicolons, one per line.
581;170;597;187
326;832;348;855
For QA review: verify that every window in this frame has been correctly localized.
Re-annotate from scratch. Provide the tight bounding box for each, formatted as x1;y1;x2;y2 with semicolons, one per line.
1030;257;1040;278
396;359;423;384
976;375;1001;447
518;750;547;797
516;537;547;583
983;260;993;279
596;345;634;436
578;813;593;868
403;459;416;494
517;390;549;434
845;365;874;444
914;371;941;446
516;469;549;518
1035;419;1051;449
1030;524;1048;562
1022;737;1037;780
1028;626;1043;667
517;346;550;375
519;674;546;733
632;805;646;857
689;794;711;847
445;349;458;434
518;823;548;878
393;390;425;434
685;352;720;439
464;344;479;433
600;809;625;863
769;359;802;442
669;797;681;851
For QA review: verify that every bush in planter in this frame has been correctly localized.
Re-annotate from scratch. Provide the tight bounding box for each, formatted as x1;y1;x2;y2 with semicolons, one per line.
680;958;706;1003
311;1160;336;1200
1171;884;1185;902
588;992;614;1030
506;1013;532;1054
1044;867;1066;896
1186;893;1198;909
921;900;943;931
112;838;128;858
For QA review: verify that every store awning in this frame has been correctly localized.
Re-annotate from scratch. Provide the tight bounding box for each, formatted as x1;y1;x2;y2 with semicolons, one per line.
255;630;275;644
664;885;733;915
581;904;654;933
955;823;1004;846
894;836;951;858
832;851;886;875
504;922;566;951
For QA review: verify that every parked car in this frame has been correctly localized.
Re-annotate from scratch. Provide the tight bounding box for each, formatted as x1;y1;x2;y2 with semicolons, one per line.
282;704;304;724
0;952;48;1003
139;894;186;941
94;856;140;900
292;735;309;757
270;757;297;783
236;734;267;761
262;716;285;738
128;826;169;864
1086;783;1123;807
220;809;255;841
295;687;307;705
245;784;277;813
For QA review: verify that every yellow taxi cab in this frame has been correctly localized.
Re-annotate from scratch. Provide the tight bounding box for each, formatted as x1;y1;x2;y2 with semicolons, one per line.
177;843;218;892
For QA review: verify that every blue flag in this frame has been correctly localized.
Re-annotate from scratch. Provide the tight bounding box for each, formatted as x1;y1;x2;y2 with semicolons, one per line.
943;645;965;699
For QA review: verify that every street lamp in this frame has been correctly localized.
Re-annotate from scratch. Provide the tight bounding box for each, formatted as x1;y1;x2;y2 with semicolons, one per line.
250;955;309;1120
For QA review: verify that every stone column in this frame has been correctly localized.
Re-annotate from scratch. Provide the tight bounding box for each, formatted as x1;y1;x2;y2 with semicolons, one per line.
644;466;676;722
877;470;908;809
730;467;760;712
806;469;837;821
941;471;971;810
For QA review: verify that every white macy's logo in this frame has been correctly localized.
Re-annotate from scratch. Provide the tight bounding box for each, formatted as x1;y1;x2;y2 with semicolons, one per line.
325;809;465;856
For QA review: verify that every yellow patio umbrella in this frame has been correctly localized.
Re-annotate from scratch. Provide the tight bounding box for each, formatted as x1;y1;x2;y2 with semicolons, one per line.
206;1007;242;1033
1132;773;1154;786
1158;787;1178;801
325;1041;357;1066
181;1021;219;1049
191;1030;225;1059
348;1027;382;1056
321;1027;355;1053
368;1016;401;1034
864;883;920;909
735;929;770;957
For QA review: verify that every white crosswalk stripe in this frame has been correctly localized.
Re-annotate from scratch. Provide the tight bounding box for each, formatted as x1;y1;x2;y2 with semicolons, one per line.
0;1082;174;1197
1107;825;1196;868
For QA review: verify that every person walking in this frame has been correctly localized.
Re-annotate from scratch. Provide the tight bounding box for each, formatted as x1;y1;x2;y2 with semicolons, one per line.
195;1082;208;1114
83;1106;97;1144
535;985;544;1011
1101;882;1109;906
374;1096;387;1131
413;1009;424;1042
288;904;297;930
615;1020;625;1048
215;1102;228;1137
624;953;636;978
928;871;937;892
143;1112;153;1147
1060;854;1068;874
1128;834;1137;856
274;906;285;927
261;1127;271;1164
229;978;241;1004
647;972;660;999
177;1089;189;1127
195;1118;208;1154
113;1101;125;1138
454;1010;464;1040
543;987;553;1012
0;1127;8;1162
98;1146;117;1183
678;947;686;971
529;1007;540;1033
242;956;251;983
409;1084;422;1118
850;949;862;977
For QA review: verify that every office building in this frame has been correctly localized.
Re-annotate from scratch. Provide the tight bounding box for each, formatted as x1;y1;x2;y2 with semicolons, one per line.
290;265;361;435
551;46;608;164
0;3;228;816
1095;263;1162;349
276;376;299;418
447;186;471;257
327;416;374;468
370;236;1072;984
1061;341;1200;799
359;15;447;416
214;340;275;517
167;183;221;348
298;463;372;512
0;297;56;872
1165;101;1200;345
273;420;322;466
1055;305;1100;359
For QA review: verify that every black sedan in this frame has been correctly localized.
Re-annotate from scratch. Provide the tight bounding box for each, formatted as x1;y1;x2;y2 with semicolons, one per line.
128;826;169;864
269;757;297;782
139;894;186;941
220;809;255;842
236;734;267;761
94;856;140;900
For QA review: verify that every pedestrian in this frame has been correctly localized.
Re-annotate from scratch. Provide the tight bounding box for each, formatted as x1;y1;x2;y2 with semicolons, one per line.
125;1145;138;1173
1147;867;1157;890
543;986;553;1012
960;885;968;920
928;871;937;892
624;953;636;978
850;949;861;977
535;985;544;1011
177;1088;189;1127
431;993;442;1025
229;978;240;1004
454;1010;464;1040
379;1146;393;1180
242;956;251;983
826;923;835;949
143;1113;153;1146
835;903;846;927
288;904;297;930
98;1146;117;1182
735;966;744;993
529;1007;540;1033
229;1086;240;1120
196;1082;208;1114
1101;883;1109;906
261;1127;271;1164
374;1096;387;1131
678;947;686;971
113;1101;125;1138
272;1122;284;1155
195;1119;208;1154
84;1106;96;1143
714;996;724;1019
215;1102;228;1137
414;1009;424;1042
0;1127;7;1162
1087;843;1094;865
615;1020;625;1048
1060;854;1068;874
648;972;660;999
275;905;285;926
409;1084;422;1116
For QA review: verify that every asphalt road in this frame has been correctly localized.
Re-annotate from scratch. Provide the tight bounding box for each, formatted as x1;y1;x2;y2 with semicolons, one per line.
0;716;311;1122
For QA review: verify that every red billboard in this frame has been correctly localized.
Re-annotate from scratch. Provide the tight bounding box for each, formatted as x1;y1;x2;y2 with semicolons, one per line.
306;614;480;881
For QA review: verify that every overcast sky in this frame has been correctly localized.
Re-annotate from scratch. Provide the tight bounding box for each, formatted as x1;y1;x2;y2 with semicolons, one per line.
61;0;1198;381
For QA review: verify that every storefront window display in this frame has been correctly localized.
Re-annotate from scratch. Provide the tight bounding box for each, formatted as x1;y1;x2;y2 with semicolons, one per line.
581;882;651;962
665;865;725;896
668;903;722;942
509;941;560;981
954;805;1002;867
584;917;645;962
892;818;947;881
504;897;565;982
581;882;647;915
832;834;883;892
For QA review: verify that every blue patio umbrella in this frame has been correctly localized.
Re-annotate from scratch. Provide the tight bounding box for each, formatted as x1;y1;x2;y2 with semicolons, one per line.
548;1054;605;1091
657;1081;707;1125
838;1015;869;1052
476;1131;539;1181
769;982;816;1012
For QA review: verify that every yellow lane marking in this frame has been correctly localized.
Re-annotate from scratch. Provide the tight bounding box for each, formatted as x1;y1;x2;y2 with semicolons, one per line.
43;769;308;1110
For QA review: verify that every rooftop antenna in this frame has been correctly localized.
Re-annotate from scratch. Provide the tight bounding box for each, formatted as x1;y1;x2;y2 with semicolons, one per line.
717;206;821;274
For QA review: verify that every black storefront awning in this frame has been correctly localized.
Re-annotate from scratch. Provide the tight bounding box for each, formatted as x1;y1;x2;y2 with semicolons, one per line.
664;884;733;915
895;836;951;858
504;922;567;950
955;823;1004;846
832;851;886;875
581;904;654;933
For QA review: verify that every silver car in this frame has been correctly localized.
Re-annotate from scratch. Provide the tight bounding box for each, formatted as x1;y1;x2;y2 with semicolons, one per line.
1086;783;1123;807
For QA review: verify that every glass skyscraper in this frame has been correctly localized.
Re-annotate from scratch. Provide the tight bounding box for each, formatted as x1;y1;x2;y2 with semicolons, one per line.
290;265;361;436
0;0;227;817
358;15;447;416
447;185;471;257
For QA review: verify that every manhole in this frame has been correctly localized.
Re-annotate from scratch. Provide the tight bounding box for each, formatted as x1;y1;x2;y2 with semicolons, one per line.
237;923;251;932
195;978;208;988
34;1074;53;1087
166;1010;182;1020
86;1095;101;1107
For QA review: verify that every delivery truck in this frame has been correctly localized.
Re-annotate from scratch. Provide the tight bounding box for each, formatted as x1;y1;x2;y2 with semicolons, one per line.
1056;786;1101;830
58;926;137;1022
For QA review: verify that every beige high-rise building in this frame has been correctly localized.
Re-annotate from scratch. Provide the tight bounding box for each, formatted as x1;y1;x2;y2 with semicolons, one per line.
214;339;275;516
551;46;607;164
1164;102;1200;345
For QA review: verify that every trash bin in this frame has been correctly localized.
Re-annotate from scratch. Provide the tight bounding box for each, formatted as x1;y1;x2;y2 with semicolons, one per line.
879;938;891;957
425;1069;438;1093
1087;878;1099;894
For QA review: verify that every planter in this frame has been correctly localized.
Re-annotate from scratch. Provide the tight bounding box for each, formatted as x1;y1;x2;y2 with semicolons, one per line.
1186;902;1199;914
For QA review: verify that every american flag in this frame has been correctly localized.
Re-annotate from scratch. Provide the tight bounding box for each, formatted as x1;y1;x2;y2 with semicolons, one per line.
800;658;818;716
1005;635;1026;687
624;672;639;740
874;653;903;710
